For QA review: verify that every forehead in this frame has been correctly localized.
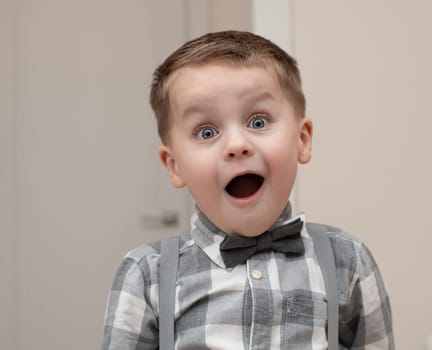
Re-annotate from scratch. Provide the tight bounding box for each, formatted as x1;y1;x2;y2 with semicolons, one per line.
167;62;286;113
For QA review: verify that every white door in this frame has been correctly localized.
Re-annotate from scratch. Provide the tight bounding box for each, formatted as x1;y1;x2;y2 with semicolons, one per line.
9;1;202;349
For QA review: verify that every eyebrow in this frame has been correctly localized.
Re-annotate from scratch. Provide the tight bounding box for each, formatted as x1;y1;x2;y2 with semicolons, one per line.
245;90;277;104
180;90;276;118
180;97;217;118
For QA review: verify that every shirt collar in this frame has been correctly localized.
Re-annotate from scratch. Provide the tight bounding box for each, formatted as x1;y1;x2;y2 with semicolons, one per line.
190;202;305;269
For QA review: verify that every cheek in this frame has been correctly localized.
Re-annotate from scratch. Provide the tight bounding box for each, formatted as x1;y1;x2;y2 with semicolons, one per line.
263;140;299;192
178;153;217;188
265;138;298;167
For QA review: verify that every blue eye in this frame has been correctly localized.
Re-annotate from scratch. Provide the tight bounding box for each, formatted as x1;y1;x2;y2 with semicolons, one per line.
248;115;268;129
197;126;218;140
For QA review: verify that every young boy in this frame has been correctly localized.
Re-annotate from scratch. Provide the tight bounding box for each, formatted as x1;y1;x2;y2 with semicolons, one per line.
101;31;394;349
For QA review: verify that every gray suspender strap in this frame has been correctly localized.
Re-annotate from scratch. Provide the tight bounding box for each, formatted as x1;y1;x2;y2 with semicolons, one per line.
307;223;339;350
159;236;180;350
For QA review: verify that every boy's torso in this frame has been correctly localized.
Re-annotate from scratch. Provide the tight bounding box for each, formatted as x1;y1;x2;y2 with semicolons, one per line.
122;221;358;350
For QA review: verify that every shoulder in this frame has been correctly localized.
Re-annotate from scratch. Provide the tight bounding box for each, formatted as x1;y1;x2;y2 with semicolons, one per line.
122;232;194;267
307;222;361;244
306;222;362;252
110;233;194;291
306;223;378;275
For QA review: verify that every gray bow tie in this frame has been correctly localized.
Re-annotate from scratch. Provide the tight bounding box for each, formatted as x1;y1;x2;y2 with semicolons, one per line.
219;218;305;268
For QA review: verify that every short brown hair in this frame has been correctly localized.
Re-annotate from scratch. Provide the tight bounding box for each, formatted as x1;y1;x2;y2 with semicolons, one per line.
150;30;306;144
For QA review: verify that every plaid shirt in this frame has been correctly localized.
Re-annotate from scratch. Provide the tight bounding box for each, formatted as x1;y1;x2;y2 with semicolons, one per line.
101;206;394;349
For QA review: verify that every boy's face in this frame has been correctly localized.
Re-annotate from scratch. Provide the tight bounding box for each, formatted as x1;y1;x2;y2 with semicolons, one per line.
159;62;312;237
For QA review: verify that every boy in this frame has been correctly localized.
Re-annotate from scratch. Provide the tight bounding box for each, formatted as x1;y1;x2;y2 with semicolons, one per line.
101;31;394;349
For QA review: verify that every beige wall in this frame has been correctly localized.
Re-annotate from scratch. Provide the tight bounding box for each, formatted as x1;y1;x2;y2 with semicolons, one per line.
1;1;191;349
0;0;17;348
294;1;432;349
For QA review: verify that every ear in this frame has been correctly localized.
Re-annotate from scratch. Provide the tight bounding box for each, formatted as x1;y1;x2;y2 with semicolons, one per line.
297;117;313;164
159;145;186;188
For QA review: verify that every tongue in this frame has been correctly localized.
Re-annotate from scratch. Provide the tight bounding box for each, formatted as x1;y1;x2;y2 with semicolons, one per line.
226;174;263;198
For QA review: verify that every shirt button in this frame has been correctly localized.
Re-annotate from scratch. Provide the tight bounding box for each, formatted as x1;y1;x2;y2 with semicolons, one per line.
251;269;263;280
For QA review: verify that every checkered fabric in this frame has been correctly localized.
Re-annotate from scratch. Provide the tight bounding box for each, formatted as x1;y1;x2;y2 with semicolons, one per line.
101;206;394;349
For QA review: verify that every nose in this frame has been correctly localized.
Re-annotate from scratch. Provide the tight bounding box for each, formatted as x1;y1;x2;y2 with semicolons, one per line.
223;129;254;160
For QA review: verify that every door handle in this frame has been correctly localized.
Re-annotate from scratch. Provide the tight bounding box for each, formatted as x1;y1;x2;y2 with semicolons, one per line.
141;210;179;227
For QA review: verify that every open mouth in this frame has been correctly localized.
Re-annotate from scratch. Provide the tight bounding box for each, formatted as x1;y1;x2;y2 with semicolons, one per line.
225;173;264;198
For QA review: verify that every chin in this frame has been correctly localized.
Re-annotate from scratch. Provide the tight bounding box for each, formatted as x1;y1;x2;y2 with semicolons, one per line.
227;219;274;237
